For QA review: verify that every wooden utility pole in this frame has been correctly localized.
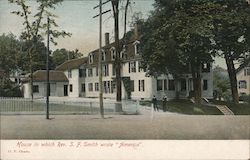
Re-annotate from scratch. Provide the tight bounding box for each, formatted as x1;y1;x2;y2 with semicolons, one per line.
98;0;104;118
111;0;122;111
93;0;111;118
46;16;50;120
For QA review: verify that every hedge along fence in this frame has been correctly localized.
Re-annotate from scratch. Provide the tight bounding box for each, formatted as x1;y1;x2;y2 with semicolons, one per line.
239;95;250;104
0;97;140;115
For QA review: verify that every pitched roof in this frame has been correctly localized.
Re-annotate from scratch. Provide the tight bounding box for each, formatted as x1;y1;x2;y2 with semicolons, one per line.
236;60;250;73
55;57;88;71
22;70;68;83
55;28;141;71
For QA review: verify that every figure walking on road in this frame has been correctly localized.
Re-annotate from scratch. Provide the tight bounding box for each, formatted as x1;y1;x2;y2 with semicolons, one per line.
162;95;168;112
152;95;158;111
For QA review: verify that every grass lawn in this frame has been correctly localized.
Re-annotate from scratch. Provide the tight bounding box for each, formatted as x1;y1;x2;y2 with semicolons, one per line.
209;99;250;115
226;103;250;115
140;100;222;115
0;100;112;114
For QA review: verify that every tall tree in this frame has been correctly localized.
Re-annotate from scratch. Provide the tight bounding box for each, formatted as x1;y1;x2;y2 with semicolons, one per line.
211;0;250;104
213;66;231;101
52;48;82;67
9;0;71;99
141;0;216;103
0;34;22;75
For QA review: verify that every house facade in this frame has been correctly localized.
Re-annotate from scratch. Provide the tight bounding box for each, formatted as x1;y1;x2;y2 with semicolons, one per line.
55;32;213;100
236;62;250;96
22;70;69;98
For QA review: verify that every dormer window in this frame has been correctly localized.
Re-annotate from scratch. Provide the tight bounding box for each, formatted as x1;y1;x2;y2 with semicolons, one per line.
89;53;94;64
110;47;116;60
244;67;250;76
101;50;106;61
120;45;127;59
202;63;210;72
133;40;140;55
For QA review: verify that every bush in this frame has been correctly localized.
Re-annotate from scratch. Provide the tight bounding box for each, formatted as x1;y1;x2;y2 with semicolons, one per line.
239;95;250;104
0;78;22;97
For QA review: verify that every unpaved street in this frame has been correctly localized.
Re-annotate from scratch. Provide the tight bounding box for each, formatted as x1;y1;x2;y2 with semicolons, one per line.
1;112;249;139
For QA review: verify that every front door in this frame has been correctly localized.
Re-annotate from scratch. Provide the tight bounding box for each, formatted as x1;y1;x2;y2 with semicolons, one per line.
64;85;68;96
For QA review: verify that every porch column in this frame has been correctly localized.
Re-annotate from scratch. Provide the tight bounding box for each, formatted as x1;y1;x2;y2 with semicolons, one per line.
186;78;189;97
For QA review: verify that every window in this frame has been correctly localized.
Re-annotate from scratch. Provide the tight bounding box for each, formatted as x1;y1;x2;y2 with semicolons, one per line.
33;85;39;93
180;79;186;91
103;81;111;93
79;69;86;78
68;69;72;78
130;80;134;92
81;83;85;92
111;81;116;93
96;67;98;76
89;53;94;64
112;64;116;76
244;68;250;76
138;61;145;72
202;63;210;72
139;80;145;92
88;68;93;77
95;82;99;91
203;80;208;90
110;47;116;60
133;41;140;55
164;80;167;90
101;50;106;61
107;81;110;93
88;83;93;92
239;80;247;89
168;80;175;91
102;64;109;76
120;45;127;59
157;80;163;91
70;84;73;92
129;61;136;73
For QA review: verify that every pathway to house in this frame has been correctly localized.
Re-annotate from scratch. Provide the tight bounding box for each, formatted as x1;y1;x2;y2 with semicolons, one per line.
216;105;235;115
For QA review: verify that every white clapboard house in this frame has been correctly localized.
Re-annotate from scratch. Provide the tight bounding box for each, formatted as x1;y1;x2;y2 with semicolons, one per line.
54;29;213;100
22;70;69;98
236;61;250;96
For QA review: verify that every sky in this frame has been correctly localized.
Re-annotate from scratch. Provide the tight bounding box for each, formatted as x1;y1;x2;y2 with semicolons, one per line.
0;0;227;68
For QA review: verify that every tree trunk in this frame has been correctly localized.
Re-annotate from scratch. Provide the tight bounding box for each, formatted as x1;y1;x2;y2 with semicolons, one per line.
174;78;179;100
28;46;33;101
225;54;239;104
191;61;202;104
123;0;130;38
196;64;202;104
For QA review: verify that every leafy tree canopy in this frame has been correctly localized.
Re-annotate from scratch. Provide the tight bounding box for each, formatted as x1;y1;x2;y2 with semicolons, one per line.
51;48;82;67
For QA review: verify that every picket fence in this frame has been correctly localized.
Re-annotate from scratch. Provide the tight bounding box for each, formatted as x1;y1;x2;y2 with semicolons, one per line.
0;97;139;115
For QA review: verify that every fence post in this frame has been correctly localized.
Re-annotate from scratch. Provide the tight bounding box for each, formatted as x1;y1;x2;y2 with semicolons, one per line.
136;100;139;114
151;103;154;121
90;102;93;114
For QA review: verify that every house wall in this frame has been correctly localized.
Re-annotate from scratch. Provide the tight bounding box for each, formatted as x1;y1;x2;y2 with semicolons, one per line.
23;81;68;98
201;71;214;99
122;61;153;100
63;60;214;101
237;68;250;95
56;82;69;97
152;74;178;100
65;69;80;97
23;83;31;98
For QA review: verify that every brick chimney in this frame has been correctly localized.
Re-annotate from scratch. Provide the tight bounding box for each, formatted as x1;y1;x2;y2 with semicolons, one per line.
134;23;139;40
105;32;110;46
